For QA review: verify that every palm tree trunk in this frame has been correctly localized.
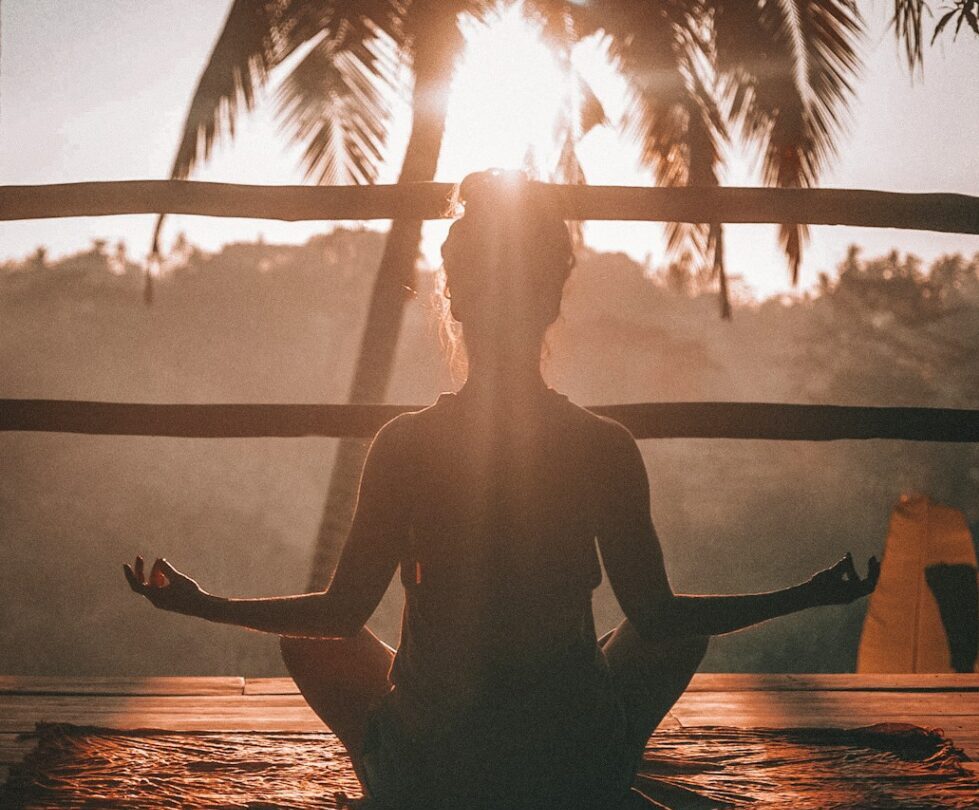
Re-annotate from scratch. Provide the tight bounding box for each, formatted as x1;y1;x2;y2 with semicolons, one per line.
306;53;452;590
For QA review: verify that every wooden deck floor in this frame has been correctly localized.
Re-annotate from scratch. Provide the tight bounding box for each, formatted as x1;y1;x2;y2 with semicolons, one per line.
2;674;978;784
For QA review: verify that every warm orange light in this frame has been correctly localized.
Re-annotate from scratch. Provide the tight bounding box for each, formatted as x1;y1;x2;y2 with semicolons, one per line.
438;4;575;179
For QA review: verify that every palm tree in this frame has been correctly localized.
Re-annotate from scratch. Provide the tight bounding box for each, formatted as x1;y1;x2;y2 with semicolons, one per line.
158;0;961;589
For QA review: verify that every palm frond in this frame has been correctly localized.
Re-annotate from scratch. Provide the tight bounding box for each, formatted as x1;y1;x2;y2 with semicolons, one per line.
166;0;409;183
587;2;728;310
152;0;409;256
577;73;609;135
598;6;716;190
715;0;862;283
152;0;321;256
275;19;397;185
932;2;979;42
168;0;299;182
525;2;605;247
892;0;927;70
550;72;606;245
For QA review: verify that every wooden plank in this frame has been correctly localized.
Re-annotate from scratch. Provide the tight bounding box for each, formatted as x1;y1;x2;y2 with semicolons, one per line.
2;677;977;762
6;674;973;696
673;690;979;716
0;710;326;733
0;694;315;716
0;694;313;712
4;399;978;443
5;691;976;725
244;677;298;695
250;674;979;696
951;737;979;756
0;694;325;733
689;673;979;692
0;676;244;697
671;689;979;759
0;716;328;733
672;709;979;729
1;181;977;235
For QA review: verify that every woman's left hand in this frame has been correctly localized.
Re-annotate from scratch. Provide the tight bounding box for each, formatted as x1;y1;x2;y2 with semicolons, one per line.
123;556;206;616
807;552;881;606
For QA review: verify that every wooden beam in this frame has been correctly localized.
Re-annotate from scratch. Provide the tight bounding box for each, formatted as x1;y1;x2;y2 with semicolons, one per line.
1;399;976;442
1;181;977;233
0;676;244;697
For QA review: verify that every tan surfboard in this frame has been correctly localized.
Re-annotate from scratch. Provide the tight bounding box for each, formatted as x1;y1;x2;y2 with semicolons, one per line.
858;493;978;674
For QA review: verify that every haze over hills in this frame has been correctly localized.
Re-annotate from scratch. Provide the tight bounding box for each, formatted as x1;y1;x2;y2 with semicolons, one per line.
2;232;977;675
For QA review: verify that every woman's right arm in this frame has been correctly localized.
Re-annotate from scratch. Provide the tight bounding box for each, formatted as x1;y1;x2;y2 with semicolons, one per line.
124;415;410;638
594;422;676;636
595;424;879;641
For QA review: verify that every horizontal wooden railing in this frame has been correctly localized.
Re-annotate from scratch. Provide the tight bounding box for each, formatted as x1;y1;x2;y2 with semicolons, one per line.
4;181;976;443
1;181;978;233
2;399;976;442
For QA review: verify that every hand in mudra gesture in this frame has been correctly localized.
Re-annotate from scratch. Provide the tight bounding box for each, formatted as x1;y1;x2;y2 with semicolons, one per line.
808;552;880;606
124;556;205;616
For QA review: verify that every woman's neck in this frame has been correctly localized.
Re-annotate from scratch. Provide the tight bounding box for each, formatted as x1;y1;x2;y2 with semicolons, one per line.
460;355;548;402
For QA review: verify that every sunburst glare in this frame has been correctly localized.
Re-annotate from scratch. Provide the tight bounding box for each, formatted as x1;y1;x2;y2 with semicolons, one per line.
437;4;574;180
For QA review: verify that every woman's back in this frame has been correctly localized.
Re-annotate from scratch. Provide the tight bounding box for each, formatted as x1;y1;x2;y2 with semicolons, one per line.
365;387;635;808
392;388;610;700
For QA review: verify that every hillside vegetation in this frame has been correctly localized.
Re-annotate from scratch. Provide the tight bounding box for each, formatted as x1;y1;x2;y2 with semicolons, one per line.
2;234;977;675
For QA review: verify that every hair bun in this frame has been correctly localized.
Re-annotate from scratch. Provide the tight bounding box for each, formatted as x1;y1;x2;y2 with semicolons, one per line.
458;169;531;213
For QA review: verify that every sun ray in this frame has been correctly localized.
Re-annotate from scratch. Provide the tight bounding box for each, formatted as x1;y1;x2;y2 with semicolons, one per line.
437;4;573;180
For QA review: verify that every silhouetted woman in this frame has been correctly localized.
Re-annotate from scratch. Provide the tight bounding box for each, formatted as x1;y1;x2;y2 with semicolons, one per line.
125;170;879;810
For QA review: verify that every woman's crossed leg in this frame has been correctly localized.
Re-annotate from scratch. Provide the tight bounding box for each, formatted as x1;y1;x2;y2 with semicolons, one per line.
280;620;707;801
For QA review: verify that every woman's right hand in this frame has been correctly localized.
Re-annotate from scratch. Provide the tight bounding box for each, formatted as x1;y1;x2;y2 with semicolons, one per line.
807;552;880;606
123;556;207;617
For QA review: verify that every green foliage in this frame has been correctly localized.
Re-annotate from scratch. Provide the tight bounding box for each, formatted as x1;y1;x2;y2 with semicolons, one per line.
803;246;979;408
2;236;977;674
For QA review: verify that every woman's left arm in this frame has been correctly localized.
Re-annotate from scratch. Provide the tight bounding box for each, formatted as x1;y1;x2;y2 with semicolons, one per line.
124;416;410;638
664;552;880;637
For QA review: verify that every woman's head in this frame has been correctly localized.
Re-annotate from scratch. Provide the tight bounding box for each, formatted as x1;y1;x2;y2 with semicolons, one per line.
439;170;575;372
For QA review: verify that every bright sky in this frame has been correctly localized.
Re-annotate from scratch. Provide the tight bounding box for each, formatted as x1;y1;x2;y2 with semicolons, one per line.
1;0;977;298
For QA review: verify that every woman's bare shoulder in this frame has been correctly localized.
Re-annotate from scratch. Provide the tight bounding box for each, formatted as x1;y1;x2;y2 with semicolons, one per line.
560;395;637;448
370;392;454;449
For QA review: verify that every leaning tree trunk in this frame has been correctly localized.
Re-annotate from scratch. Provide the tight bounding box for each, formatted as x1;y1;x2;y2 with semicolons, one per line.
306;42;456;590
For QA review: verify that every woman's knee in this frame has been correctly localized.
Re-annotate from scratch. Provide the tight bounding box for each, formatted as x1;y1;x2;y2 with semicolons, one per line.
603;621;708;689
607;620;708;659
279;634;344;680
279;630;395;691
278;631;394;758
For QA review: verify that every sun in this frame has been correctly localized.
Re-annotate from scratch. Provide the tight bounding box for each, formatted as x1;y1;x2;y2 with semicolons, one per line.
422;2;620;269
420;3;598;266
436;4;576;181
